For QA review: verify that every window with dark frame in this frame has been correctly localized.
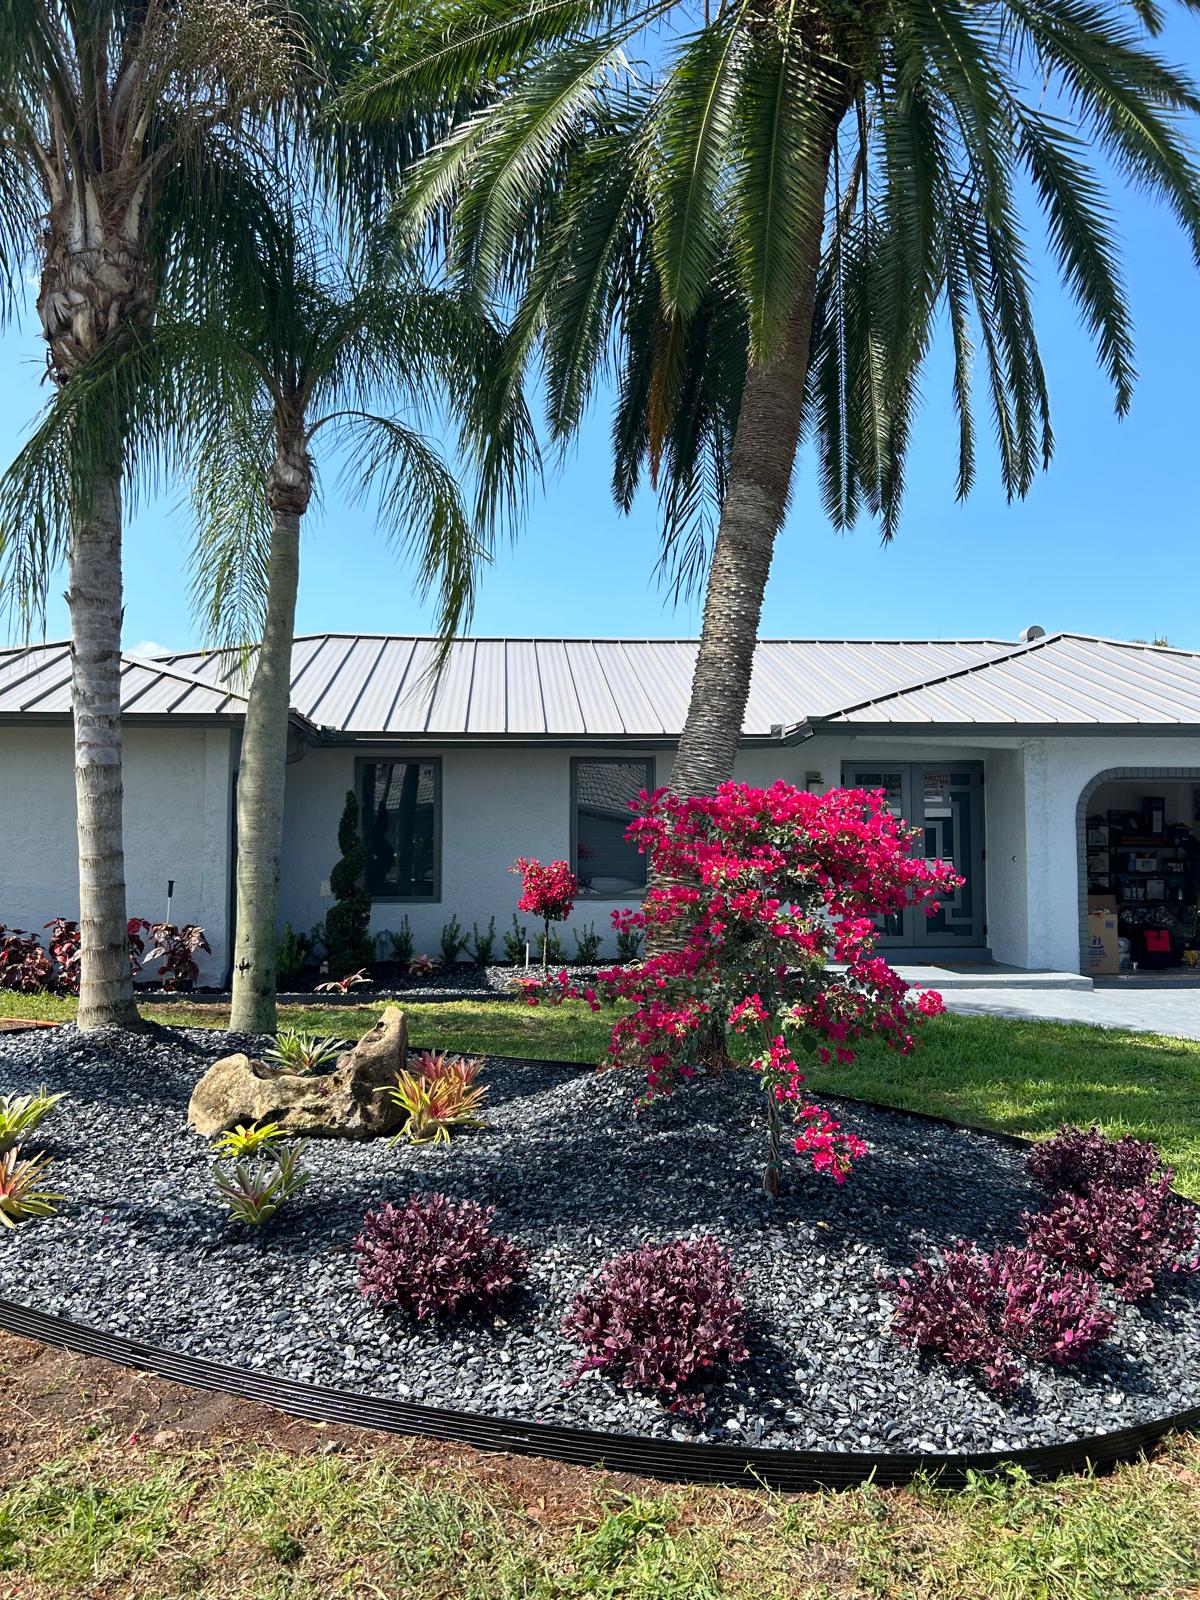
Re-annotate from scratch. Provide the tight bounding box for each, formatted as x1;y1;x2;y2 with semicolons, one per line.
572;757;653;896
358;759;441;900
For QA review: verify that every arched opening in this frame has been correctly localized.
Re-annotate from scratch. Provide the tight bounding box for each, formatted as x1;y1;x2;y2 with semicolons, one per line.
1076;767;1200;976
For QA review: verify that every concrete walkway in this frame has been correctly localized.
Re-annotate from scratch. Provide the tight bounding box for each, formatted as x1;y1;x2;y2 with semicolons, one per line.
937;986;1200;1040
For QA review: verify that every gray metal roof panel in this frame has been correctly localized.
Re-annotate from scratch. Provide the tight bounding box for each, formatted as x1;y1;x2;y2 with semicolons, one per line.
823;634;1200;726
58;631;1200;735
0;645;248;717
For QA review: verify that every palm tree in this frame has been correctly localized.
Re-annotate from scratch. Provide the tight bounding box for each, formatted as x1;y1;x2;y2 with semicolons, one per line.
356;0;1200;795
0;0;313;1028
162;215;534;1032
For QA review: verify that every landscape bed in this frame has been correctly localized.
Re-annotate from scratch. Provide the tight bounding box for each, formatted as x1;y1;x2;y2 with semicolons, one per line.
1;1023;1199;1483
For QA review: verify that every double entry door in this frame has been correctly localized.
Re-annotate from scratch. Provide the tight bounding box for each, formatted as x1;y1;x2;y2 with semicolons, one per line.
842;762;985;949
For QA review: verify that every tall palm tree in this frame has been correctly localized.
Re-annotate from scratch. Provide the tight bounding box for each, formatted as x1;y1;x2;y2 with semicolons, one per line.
160;216;534;1032
0;0;313;1028
356;0;1200;794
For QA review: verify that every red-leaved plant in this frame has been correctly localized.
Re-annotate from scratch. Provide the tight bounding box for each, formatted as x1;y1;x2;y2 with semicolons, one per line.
1023;1178;1200;1303
511;857;577;969
562;1235;749;1418
1022;1124;1200;1303
0;927;54;993
354;1193;529;1321
43;918;81;995
526;783;959;1191
1027;1124;1164;1198
145;922;211;990
882;1241;1115;1395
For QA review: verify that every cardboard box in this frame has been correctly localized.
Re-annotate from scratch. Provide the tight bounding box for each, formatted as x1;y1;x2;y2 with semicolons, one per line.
1087;900;1119;975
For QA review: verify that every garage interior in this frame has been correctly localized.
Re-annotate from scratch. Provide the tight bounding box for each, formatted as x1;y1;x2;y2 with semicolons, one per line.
1085;779;1200;975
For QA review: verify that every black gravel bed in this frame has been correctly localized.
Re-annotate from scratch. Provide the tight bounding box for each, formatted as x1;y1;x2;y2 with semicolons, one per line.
2;1025;1198;1456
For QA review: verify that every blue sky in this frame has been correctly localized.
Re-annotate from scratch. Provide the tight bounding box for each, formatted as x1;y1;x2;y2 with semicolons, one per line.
4;31;1200;655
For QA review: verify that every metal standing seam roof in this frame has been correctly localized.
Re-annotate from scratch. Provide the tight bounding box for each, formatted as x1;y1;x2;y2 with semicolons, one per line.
9;631;1200;735
816;633;1200;726
0;643;251;718
159;635;1018;737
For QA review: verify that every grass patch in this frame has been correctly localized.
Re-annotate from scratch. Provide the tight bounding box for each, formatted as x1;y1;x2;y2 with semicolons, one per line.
0;1433;1198;1598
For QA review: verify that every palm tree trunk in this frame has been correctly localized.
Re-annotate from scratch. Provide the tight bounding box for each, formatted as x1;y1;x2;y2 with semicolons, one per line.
669;194;832;798
69;472;140;1030
228;437;310;1034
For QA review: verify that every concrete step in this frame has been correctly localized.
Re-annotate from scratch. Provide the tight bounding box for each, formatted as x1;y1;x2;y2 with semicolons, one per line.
888;964;1093;992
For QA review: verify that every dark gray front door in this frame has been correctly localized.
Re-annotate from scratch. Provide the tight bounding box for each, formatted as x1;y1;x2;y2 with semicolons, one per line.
842;762;985;948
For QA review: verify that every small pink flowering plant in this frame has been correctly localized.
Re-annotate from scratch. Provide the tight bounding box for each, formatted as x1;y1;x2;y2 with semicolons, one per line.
528;782;960;1193
511;857;578;969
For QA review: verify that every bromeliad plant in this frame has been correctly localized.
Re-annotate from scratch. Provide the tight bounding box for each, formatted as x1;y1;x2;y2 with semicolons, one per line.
315;968;372;996
262;1030;349;1076
0;1087;66;1154
532;782;958;1192
0;1147;62;1228
380;1052;488;1145
211;1121;291;1159
512;858;577;970
213;1141;307;1227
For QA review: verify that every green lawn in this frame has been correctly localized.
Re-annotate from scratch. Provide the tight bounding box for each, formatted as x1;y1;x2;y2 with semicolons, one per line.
1;1433;1199;1600
5;990;1200;1195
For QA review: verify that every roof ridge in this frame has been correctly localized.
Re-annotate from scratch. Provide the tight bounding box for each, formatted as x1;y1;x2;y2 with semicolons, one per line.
808;634;1064;724
121;652;251;702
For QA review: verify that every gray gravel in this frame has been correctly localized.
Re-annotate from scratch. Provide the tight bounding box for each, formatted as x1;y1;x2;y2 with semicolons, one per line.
1;1023;1198;1456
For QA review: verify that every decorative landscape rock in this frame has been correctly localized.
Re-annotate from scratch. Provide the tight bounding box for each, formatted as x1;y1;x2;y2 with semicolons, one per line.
187;1006;408;1138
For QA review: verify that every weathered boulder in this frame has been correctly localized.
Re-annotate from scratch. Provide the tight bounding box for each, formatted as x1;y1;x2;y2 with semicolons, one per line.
188;1005;408;1139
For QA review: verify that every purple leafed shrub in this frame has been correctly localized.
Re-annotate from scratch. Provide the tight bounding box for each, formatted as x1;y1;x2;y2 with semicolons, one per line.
354;1193;529;1321
1027;1124;1164;1197
145;922;211;990
1023;1178;1200;1303
882;1242;1115;1395
44;918;81;995
0;928;53;994
562;1236;750;1418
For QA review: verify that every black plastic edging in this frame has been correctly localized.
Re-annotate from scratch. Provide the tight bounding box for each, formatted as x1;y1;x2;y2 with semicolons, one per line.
2;1297;1197;1490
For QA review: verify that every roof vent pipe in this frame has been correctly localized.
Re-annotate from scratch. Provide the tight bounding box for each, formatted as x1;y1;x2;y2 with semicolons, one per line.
1018;624;1047;642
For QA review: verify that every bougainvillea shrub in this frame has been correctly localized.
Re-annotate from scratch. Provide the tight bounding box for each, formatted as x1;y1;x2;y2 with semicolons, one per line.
882;1242;1115;1395
562;1236;749;1418
527;782;960;1189
1027;1124;1164;1198
511;857;577;968
1023;1177;1200;1303
354;1193;529;1321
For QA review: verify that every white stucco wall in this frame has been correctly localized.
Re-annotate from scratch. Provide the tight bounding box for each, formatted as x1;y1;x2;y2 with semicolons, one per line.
979;745;1029;968
0;722;235;985
278;733;1021;963
279;743;694;960
13;715;1188;987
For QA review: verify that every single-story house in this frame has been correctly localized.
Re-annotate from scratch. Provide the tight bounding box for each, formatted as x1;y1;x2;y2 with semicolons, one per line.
3;628;1200;985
